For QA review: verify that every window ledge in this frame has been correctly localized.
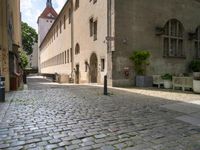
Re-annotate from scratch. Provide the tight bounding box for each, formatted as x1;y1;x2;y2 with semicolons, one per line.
163;56;186;59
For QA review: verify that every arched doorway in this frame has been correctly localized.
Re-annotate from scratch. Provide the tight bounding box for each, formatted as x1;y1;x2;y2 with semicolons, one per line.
90;53;98;83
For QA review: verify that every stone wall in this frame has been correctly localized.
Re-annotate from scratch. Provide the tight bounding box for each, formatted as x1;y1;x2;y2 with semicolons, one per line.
112;0;200;86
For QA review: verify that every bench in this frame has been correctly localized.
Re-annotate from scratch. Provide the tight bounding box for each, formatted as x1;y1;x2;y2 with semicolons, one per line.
172;76;193;91
153;75;164;88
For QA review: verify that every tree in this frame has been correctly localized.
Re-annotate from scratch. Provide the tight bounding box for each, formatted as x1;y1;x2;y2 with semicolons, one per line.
19;50;29;69
22;22;38;55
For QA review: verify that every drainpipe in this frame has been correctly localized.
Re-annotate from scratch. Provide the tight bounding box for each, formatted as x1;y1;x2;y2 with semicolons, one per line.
107;0;114;86
70;0;75;83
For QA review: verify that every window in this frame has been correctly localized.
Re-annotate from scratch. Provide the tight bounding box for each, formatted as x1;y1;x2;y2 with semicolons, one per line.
65;51;67;64
163;19;184;57
70;48;73;62
75;0;79;10
101;58;105;71
75;43;80;55
85;61;88;72
60;21;62;33
89;18;93;37
94;20;97;41
69;9;71;24
93;0;97;4
195;26;200;58
56;25;58;37
67;50;69;63
53;29;55;40
64;15;66;29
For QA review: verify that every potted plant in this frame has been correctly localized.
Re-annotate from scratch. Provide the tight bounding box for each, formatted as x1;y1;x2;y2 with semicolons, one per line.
161;73;172;89
130;50;152;87
189;60;200;93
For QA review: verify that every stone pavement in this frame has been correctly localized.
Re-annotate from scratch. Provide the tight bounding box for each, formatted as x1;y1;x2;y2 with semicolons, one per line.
0;76;200;150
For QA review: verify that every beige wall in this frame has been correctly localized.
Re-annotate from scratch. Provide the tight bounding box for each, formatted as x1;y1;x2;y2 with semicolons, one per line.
40;2;72;75
40;0;108;84
0;0;22;91
11;0;21;47
73;0;107;83
0;0;10;91
40;0;200;87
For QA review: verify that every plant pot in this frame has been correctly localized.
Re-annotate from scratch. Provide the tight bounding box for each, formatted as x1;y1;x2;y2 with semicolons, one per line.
163;80;172;89
135;75;153;87
193;80;200;93
193;72;200;78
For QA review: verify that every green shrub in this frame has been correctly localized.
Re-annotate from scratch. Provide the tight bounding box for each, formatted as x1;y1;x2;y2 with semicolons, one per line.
189;60;200;72
19;50;29;69
130;50;150;75
161;73;172;80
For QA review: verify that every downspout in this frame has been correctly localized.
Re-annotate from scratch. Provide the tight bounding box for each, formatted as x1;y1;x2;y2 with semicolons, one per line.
70;0;75;83
107;0;114;86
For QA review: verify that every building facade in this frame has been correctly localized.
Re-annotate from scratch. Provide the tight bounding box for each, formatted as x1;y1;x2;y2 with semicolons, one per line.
39;0;200;86
28;43;39;70
0;0;22;91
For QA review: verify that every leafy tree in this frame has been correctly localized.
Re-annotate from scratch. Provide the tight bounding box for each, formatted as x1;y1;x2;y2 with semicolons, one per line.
19;50;29;69
22;22;38;55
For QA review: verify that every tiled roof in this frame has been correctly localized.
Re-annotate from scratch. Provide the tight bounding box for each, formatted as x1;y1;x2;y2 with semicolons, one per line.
38;6;57;20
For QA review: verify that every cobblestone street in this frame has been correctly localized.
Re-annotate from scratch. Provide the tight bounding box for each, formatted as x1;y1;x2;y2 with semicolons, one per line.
0;76;200;150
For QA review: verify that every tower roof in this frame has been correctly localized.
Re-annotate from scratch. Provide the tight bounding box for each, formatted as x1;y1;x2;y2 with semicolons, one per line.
37;0;57;22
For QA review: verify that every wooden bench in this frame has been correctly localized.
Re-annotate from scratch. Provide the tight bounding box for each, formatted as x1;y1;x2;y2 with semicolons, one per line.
172;76;193;91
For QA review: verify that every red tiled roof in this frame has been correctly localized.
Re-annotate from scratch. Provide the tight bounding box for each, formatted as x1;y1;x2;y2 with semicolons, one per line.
38;6;57;21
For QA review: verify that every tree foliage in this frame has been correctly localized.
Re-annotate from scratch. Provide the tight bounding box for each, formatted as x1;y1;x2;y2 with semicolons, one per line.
22;22;38;55
130;51;151;75
19;50;29;69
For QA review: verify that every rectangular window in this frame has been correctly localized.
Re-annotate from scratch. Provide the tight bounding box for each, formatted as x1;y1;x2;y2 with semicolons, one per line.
89;18;93;37
70;48;73;62
93;0;97;4
56;25;58;37
53;29;55;40
67;50;69;63
94;20;97;41
64;15;66;29
60;21;62;33
69;9;71;24
101;58;105;71
65;51;66;64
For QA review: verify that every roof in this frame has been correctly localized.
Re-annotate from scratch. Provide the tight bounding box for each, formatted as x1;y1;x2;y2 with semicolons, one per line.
39;0;71;48
37;6;58;22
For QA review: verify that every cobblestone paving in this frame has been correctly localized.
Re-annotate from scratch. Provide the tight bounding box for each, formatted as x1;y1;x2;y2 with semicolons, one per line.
0;77;200;150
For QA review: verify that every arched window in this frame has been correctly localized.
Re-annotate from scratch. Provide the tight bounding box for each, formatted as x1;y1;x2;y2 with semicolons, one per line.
195;26;200;58
75;43;80;55
75;0;79;10
163;19;184;57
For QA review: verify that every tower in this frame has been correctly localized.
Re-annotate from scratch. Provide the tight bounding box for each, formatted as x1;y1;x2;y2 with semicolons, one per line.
37;0;57;73
46;0;52;7
37;0;57;46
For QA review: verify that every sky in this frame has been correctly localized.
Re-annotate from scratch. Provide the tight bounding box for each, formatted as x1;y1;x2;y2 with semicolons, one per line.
20;0;67;32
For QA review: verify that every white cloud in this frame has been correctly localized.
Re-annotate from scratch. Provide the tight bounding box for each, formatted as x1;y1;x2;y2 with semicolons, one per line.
54;0;67;13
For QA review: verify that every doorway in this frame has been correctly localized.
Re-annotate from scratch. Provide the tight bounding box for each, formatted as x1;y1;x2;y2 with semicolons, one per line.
75;64;79;84
90;53;98;83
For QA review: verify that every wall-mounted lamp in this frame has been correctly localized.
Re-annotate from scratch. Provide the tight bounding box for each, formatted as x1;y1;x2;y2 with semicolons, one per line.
155;27;164;36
